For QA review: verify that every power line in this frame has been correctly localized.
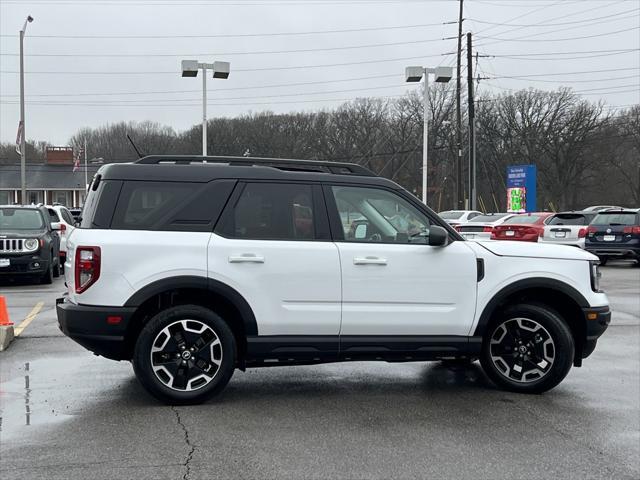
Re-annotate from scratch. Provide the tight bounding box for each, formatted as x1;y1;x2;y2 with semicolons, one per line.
0;37;448;57
0;21;449;39
495;74;639;84
468;6;638;27
0;52;450;74
0;73;402;98
476;25;639;43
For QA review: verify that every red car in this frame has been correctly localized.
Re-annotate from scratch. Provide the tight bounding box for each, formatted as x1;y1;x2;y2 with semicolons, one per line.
491;212;553;242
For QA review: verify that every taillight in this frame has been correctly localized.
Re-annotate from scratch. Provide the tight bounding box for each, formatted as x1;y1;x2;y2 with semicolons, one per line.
623;226;640;234
578;228;587;238
454;225;462;232
483;226;493;233
490;230;497;240
75;246;101;294
526;227;538;235
60;223;66;232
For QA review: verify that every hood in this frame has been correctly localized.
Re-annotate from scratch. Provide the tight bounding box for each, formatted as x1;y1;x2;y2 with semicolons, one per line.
474;240;597;261
0;229;46;238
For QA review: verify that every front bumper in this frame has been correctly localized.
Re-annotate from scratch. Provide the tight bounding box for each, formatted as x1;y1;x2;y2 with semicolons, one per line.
0;253;49;275
56;296;136;360
579;306;611;362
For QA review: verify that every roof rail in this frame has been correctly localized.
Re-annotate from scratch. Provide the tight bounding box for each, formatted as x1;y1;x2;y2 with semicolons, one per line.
134;155;376;176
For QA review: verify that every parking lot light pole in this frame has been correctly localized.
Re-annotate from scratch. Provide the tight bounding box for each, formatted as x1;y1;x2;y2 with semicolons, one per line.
405;66;453;205
19;15;34;204
181;60;230;156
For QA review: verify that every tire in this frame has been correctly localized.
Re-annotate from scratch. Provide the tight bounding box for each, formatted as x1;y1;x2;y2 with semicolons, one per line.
52;257;60;278
598;256;608;266
480;303;574;394
133;304;236;405
40;262;53;284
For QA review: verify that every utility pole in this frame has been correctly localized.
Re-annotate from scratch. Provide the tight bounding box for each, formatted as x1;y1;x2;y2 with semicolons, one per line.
467;32;476;210
455;0;464;209
19;16;33;204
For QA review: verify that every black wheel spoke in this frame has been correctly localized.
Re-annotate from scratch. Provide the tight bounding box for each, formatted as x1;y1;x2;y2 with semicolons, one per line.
152;351;180;366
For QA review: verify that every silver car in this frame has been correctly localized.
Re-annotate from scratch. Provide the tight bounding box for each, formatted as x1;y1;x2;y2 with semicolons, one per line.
456;213;515;241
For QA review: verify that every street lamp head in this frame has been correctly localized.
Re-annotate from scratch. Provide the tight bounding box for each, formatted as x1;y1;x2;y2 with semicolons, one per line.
434;66;453;83
181;59;199;77
405;66;424;83
27;16;34;23
212;61;230;79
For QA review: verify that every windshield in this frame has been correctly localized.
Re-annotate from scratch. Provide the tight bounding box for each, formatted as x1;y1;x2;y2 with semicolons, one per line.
503;215;541;225
548;214;592;226
469;214;510;223
592;212;638;226
439;211;464;220
0;208;45;230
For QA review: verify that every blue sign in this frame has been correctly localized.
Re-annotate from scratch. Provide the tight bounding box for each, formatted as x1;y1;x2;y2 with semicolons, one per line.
506;165;537;213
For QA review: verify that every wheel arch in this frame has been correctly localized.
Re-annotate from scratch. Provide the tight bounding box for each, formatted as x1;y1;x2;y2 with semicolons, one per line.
122;276;257;364
474;278;589;366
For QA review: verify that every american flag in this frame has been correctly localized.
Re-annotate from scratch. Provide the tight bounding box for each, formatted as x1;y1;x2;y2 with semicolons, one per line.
73;148;82;172
15;121;24;155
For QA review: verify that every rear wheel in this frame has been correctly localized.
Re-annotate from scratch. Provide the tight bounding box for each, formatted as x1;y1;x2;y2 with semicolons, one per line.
480;303;574;394
40;262;53;284
52;256;60;278
133;305;236;405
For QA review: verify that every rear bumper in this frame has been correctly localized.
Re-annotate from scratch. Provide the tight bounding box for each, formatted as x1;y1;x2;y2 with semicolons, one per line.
56;296;136;360
585;246;640;259
539;237;585;248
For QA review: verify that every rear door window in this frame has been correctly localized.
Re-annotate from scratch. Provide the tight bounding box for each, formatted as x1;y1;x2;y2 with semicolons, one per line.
216;182;317;240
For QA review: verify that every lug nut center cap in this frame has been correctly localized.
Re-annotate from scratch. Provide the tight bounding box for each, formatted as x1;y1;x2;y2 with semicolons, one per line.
518;346;527;354
181;351;192;360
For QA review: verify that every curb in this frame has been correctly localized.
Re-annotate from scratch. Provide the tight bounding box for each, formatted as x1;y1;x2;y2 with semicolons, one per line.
0;325;15;351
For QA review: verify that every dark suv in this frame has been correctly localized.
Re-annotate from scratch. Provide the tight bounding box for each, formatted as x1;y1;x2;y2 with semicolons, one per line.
0;205;61;283
585;209;640;266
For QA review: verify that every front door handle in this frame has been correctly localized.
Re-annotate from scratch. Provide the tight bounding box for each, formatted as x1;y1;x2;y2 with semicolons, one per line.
353;256;387;266
229;254;265;263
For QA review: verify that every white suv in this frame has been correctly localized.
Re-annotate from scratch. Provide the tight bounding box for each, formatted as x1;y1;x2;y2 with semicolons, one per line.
56;156;611;405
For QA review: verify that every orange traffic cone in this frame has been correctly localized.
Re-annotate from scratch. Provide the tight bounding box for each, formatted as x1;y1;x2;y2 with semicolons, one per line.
0;296;13;326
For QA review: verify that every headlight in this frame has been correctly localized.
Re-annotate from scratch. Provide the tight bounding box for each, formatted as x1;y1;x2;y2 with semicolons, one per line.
590;261;601;292
23;238;39;251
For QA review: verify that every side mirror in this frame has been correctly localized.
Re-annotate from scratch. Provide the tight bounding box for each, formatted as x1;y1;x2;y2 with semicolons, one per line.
51;222;61;231
428;225;449;247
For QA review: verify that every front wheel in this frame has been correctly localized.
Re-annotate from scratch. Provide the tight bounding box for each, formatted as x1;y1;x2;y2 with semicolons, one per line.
480;303;574;394
133;305;237;405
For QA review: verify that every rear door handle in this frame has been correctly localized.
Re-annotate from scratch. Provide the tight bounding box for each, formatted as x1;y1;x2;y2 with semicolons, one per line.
228;254;265;263
353;256;387;265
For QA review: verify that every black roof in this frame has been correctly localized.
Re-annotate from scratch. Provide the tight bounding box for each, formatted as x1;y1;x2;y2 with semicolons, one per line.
0;164;102;189
99;155;400;189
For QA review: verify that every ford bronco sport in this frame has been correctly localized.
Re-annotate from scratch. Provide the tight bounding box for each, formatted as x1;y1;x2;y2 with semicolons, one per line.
56;156;610;404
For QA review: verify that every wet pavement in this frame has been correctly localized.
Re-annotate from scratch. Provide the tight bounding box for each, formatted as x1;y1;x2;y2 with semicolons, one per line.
1;263;639;480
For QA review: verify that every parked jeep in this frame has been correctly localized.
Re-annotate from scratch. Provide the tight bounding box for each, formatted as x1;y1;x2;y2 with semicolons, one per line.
0;205;61;284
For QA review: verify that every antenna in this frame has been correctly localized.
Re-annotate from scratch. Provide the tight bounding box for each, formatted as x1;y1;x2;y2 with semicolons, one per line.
127;134;144;159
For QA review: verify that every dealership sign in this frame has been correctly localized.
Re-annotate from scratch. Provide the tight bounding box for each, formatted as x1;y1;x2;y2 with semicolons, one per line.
506;165;537;213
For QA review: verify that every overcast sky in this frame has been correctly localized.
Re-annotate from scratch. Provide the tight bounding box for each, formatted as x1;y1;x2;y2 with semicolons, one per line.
0;0;638;145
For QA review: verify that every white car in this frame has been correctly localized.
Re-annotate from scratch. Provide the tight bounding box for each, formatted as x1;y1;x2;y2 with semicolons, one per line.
438;210;483;226
455;213;515;241
56;156;610;405
46;204;77;268
539;211;597;249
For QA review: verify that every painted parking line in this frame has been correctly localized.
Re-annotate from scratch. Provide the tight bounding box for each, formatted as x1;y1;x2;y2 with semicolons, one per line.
14;302;44;336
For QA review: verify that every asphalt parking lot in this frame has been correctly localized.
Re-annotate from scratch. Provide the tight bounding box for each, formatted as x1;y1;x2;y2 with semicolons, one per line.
0;263;638;480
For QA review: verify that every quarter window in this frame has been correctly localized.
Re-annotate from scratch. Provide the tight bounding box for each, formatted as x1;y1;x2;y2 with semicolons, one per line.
331;186;430;244
218;183;315;240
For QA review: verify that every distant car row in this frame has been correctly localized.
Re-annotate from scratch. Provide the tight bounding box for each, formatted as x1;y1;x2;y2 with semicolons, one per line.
439;207;640;266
